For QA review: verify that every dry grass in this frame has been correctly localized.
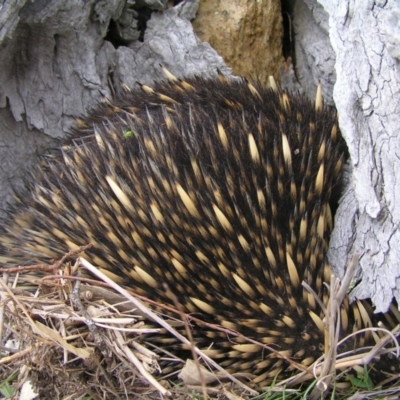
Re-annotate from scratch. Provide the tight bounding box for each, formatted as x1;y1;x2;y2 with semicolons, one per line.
0;251;400;399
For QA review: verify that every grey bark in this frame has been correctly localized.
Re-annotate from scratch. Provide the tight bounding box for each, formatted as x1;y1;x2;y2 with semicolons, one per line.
293;0;400;312
292;0;336;104
319;0;400;312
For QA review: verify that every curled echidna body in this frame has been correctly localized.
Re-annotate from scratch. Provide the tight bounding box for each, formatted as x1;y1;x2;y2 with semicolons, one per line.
0;70;398;386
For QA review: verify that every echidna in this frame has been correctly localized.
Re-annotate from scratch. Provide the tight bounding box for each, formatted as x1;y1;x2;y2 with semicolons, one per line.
0;69;398;386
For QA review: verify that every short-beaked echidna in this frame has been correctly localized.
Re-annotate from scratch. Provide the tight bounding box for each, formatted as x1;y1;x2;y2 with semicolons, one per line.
0;70;398;386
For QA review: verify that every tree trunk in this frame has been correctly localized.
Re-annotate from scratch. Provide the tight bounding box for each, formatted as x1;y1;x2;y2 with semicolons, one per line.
320;0;400;312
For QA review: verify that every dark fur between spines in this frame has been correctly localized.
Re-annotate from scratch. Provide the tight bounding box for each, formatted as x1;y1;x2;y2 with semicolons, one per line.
0;70;397;386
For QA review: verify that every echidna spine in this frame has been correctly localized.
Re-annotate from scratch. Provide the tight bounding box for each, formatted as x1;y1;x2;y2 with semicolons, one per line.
0;69;397;387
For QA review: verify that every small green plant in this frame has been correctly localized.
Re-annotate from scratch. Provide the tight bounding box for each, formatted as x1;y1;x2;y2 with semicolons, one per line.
123;129;135;139
249;377;303;400
348;366;374;391
0;374;17;399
